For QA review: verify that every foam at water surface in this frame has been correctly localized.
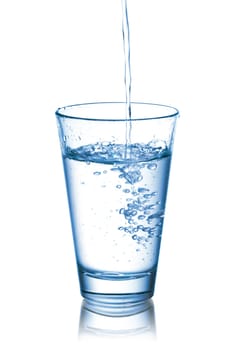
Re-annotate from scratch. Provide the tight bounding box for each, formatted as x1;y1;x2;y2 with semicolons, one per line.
65;141;169;164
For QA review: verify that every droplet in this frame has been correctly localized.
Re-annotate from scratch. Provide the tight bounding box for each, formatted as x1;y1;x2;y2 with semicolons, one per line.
93;171;101;176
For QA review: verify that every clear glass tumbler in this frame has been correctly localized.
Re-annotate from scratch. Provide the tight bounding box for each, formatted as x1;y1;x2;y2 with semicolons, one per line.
56;102;179;304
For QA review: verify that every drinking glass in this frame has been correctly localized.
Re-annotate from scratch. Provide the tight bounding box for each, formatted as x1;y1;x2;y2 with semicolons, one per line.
56;102;179;303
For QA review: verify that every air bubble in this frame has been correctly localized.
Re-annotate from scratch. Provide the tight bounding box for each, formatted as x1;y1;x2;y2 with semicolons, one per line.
147;163;158;170
143;193;152;199
124;209;137;217
138;206;145;212
143;227;151;233
93;171;101;176
132;191;139;196
111;167;119;172
116;185;121;189
147;213;159;223
145;204;157;210
127;202;139;210
123;188;130;193
144;210;151;215
138;187;149;193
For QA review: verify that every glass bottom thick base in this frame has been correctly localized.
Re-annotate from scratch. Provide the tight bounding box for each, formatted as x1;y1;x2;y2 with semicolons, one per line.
78;269;156;304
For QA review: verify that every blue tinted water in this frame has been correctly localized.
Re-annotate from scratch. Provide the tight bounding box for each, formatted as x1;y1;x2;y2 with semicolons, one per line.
63;143;171;275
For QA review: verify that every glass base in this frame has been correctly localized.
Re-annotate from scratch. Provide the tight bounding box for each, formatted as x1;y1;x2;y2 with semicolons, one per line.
78;269;156;304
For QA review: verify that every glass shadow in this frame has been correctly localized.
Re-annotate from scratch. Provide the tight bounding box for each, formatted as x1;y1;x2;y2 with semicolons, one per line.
78;298;156;341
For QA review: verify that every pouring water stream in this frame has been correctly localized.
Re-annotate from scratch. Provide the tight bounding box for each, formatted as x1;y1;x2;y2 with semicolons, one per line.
121;0;132;157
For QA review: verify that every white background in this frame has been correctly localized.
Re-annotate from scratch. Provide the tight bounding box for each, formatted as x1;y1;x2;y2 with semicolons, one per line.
0;0;234;349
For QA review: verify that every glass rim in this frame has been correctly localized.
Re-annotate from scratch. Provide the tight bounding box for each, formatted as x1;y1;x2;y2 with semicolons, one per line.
55;101;179;122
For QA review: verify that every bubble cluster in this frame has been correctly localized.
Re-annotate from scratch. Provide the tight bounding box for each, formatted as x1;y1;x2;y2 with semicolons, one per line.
115;161;164;247
118;164;143;184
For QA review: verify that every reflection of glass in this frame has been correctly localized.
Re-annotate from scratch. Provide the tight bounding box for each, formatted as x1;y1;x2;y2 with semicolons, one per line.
78;299;156;341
